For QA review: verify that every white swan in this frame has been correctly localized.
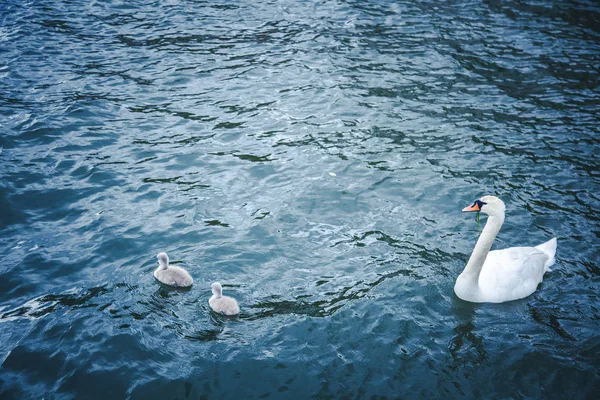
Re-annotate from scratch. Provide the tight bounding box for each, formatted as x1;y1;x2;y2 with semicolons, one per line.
455;196;557;303
153;252;193;288
209;282;240;315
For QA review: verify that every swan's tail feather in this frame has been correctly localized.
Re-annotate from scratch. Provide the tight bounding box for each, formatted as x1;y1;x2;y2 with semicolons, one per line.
535;238;557;271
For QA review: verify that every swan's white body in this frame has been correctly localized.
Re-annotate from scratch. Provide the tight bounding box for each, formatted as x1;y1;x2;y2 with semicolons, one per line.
209;282;240;315
455;196;557;303
153;252;193;288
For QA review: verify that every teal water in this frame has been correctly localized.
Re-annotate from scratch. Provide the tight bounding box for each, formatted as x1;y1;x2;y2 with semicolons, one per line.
1;0;599;398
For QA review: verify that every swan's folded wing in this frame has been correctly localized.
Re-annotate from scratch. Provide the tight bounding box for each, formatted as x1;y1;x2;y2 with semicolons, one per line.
479;247;549;301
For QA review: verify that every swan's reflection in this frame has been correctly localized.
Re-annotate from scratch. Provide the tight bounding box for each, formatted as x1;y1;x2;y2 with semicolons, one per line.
448;297;488;369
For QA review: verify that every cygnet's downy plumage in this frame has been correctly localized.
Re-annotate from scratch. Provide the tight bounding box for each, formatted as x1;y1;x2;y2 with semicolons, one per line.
209;282;240;316
153;252;193;288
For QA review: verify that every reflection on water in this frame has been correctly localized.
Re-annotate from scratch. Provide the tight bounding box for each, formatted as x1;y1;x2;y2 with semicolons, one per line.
1;0;599;398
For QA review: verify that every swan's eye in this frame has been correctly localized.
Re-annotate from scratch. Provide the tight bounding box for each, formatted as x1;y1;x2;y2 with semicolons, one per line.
475;200;487;209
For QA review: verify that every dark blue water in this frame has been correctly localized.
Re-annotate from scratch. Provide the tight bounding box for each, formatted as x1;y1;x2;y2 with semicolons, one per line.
1;0;599;398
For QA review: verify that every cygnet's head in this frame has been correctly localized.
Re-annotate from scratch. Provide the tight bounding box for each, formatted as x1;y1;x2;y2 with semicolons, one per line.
157;252;169;268
211;282;223;297
463;195;505;216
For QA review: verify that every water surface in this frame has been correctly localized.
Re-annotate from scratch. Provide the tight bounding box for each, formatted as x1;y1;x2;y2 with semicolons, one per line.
1;0;599;398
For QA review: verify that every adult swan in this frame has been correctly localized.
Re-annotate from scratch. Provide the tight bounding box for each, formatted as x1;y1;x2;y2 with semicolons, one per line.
455;196;557;303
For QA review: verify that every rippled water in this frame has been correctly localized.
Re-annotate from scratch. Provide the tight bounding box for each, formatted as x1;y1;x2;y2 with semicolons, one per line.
1;0;599;398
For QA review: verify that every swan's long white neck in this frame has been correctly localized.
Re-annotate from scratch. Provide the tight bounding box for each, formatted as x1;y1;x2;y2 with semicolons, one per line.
463;214;504;277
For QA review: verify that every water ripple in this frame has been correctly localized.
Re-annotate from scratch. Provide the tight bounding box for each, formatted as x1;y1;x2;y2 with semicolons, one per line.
1;0;599;398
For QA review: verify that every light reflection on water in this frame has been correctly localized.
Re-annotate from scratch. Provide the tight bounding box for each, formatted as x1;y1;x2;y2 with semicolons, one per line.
1;0;599;398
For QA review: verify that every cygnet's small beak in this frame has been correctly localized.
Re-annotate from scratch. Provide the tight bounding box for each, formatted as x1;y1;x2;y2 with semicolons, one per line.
462;203;480;212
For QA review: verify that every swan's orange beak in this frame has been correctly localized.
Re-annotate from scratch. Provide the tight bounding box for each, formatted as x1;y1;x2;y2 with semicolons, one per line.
462;203;480;212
